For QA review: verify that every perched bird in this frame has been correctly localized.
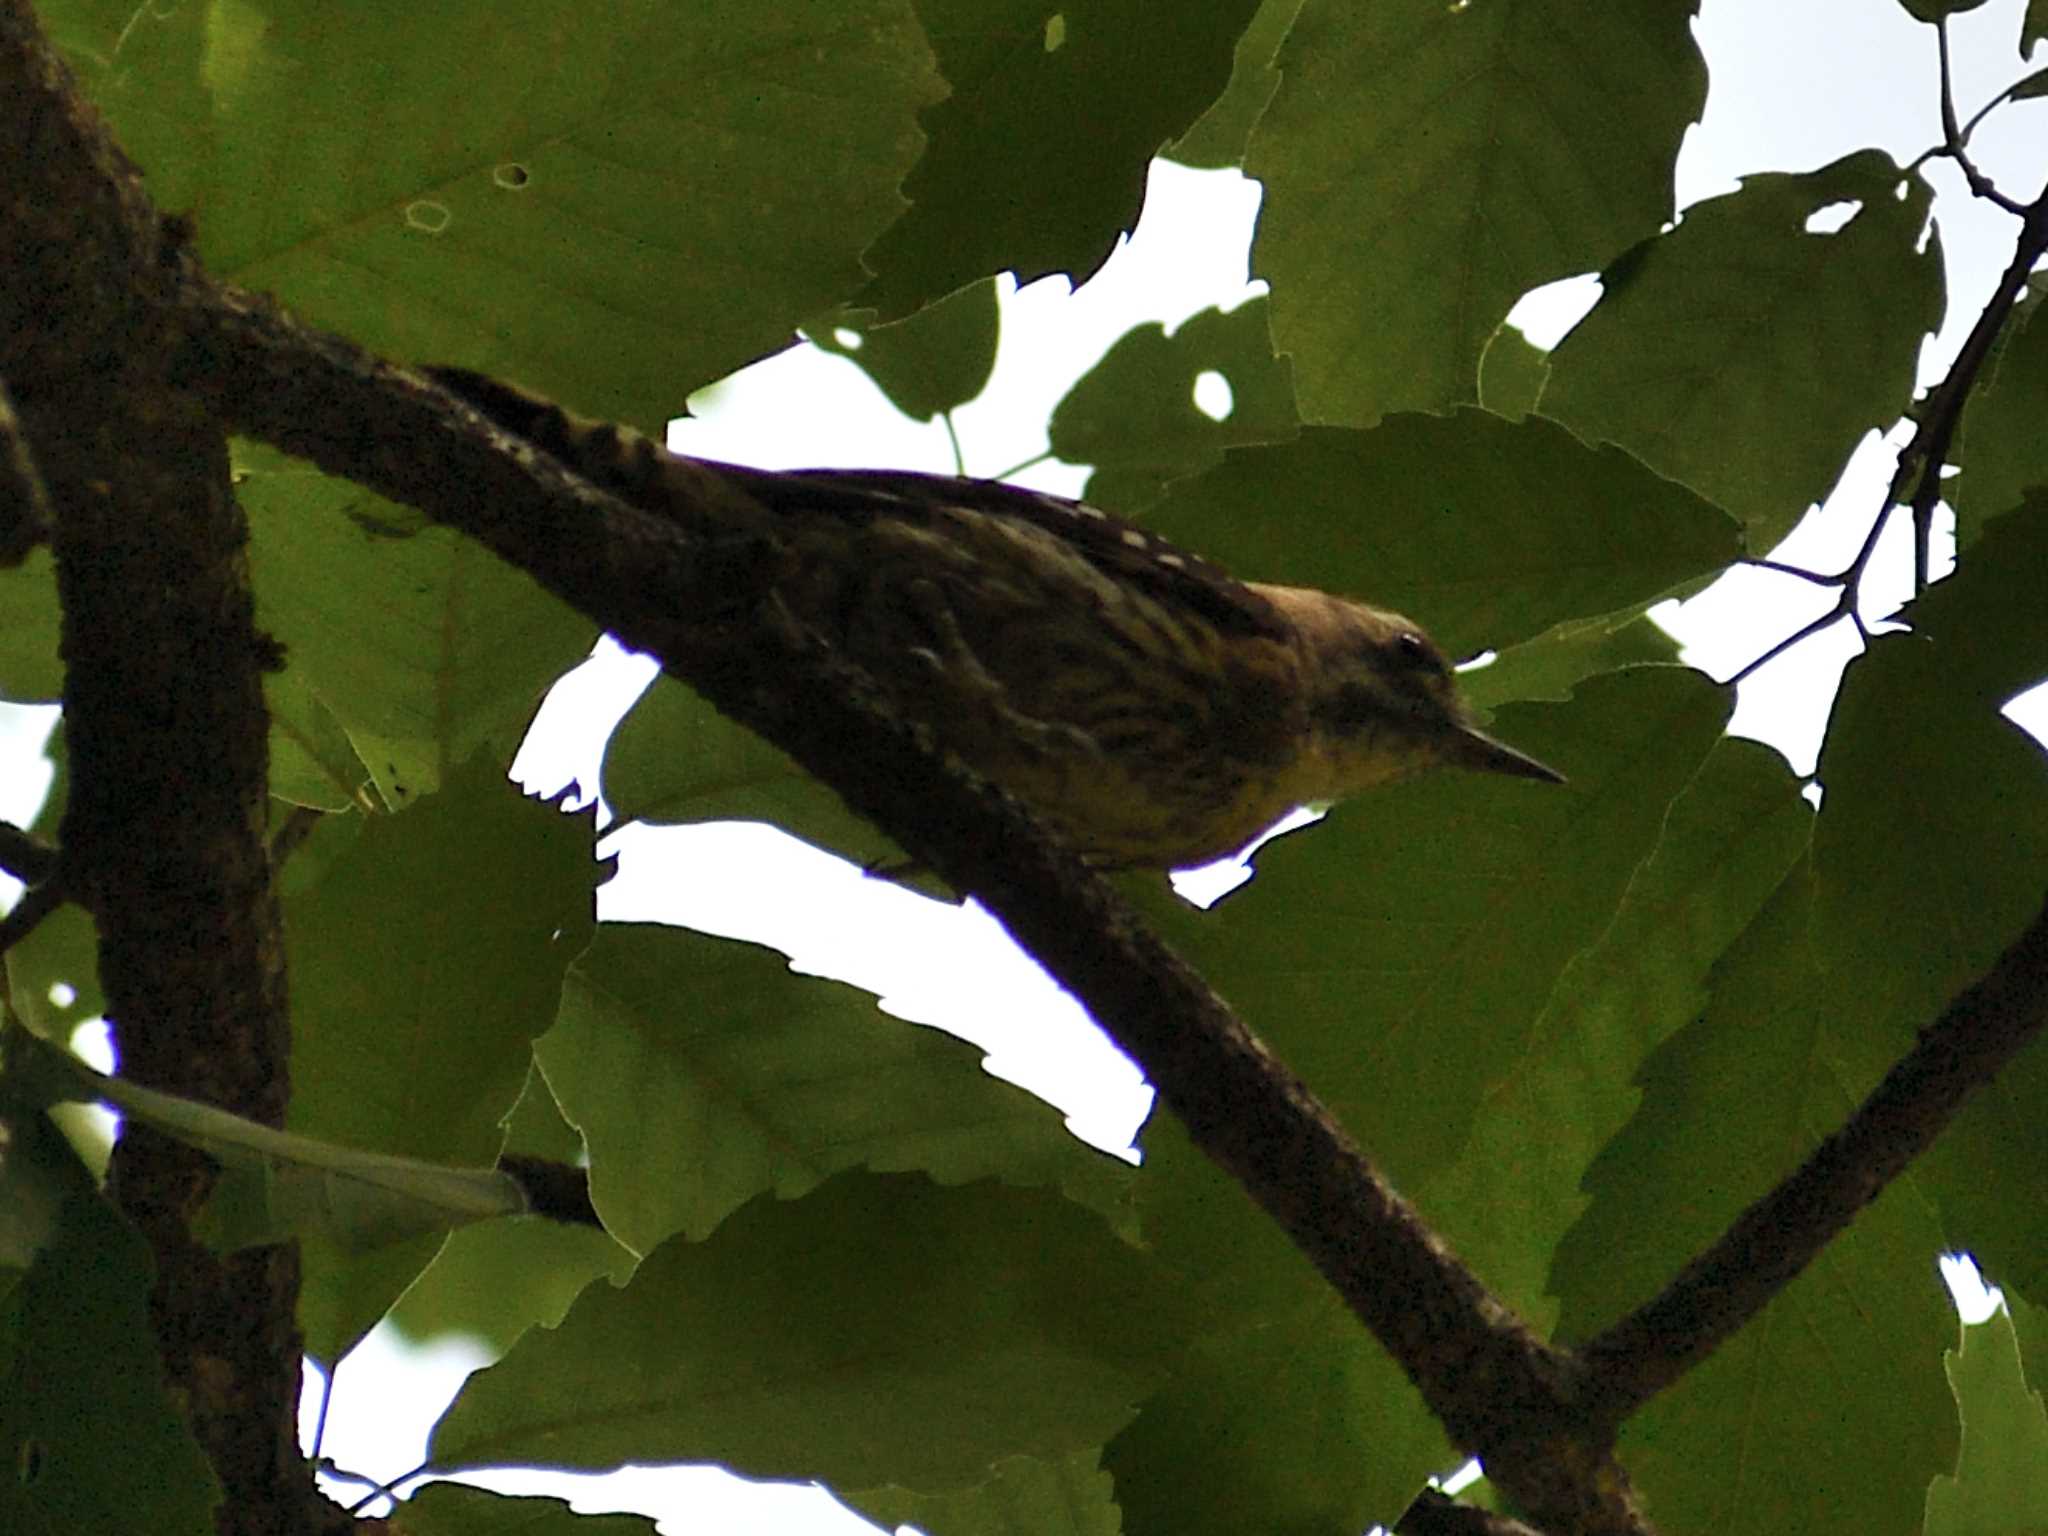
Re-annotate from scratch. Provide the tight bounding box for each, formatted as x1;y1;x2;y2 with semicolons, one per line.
430;367;1563;870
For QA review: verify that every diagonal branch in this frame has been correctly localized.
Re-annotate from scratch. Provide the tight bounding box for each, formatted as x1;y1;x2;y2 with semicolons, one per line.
1581;885;2048;1420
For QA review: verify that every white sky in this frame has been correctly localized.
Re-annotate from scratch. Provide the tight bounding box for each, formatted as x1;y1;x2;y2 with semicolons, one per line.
2;1;2042;1529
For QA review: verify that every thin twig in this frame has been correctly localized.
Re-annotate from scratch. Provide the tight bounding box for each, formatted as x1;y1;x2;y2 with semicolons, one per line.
1738;558;1840;588
1958;70;2042;145
342;1462;432;1516
1724;610;1858;690
1728;167;2048;687
1934;20;2029;215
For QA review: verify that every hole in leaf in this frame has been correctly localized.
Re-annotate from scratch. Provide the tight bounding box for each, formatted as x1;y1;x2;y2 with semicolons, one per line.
1804;200;1861;235
1191;370;1233;422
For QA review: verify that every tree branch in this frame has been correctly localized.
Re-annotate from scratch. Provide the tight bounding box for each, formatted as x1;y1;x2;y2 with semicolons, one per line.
0;817;58;886
1582;884;2048;1419
0;4;333;1531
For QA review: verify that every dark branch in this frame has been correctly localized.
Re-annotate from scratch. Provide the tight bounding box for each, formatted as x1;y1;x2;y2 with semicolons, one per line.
0;5;328;1531
1582;885;2048;1419
0;817;57;885
1934;20;2030;216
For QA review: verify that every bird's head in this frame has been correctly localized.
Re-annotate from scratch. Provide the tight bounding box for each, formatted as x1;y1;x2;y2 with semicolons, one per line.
1250;584;1564;799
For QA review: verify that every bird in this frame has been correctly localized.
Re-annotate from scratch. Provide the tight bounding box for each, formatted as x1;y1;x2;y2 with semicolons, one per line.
428;366;1563;870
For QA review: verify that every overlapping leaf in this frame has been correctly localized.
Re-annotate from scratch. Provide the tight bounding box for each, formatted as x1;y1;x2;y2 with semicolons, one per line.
1144;415;1738;663
431;1174;1197;1492
48;0;945;423
1544;151;1945;548
1049;300;1299;513
861;0;1259;317
283;757;600;1357
1249;0;1704;422
536;922;1132;1256
0;1113;218;1536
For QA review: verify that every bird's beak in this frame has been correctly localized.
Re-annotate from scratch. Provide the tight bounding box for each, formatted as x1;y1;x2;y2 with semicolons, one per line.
1451;724;1566;784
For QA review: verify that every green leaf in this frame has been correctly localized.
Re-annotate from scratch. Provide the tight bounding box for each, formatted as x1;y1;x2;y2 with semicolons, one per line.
386;1064;634;1354
808;278;1001;425
1110;1127;1455;1535
537;923;1132;1256
1459;609;1685;711
430;1173;1195;1491
284;756;600;1358
1136;667;1730;1196
1048;299;1298;514
1863;499;2048;1303
265;669;372;813
0;550;61;703
54;0;944;422
1476;323;1552;423
1422;735;1810;1327
1952;275;2048;546
1146;415;1739;660
851;1449;1121;1536
1550;852;1957;1535
1248;1;1704;422
1925;1305;2048;1536
0;1112;219;1536
860;0;1260;317
1108;1314;1447;1536
2;903;100;1050
1544;501;2048;1535
396;1483;661;1536
241;440;595;809
1543;151;1944;548
386;1217;633;1358
5;725;103;1053
601;674;908;869
1163;0;1304;170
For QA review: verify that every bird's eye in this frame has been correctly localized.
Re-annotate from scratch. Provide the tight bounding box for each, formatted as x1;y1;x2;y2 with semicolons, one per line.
1394;631;1445;672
